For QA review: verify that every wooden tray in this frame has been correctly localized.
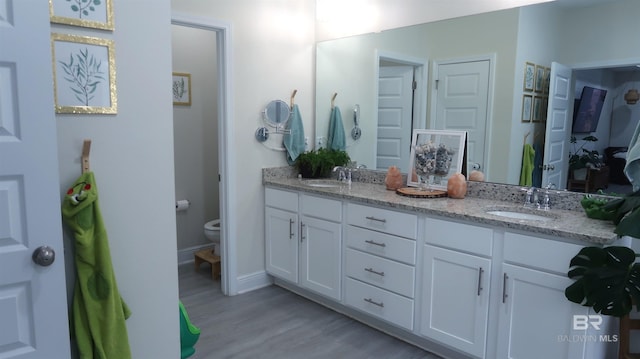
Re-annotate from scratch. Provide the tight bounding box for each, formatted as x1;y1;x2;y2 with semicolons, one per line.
396;187;447;198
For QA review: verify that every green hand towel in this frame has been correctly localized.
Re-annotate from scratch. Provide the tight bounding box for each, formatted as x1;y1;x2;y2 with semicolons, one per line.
62;171;132;359
519;144;535;186
283;104;305;165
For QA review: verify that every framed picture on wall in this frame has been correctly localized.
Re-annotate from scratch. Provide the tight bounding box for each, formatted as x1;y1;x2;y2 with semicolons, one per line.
543;67;551;94
50;0;115;31
522;94;533;122
172;72;192;106
534;65;545;93
523;62;535;92
533;96;543;122
51;33;117;114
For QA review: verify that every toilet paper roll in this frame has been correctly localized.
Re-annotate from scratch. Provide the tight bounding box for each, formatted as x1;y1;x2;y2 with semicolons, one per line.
175;199;190;212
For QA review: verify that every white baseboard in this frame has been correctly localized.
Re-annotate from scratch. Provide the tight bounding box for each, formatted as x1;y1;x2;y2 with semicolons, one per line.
236;270;273;294
177;243;214;265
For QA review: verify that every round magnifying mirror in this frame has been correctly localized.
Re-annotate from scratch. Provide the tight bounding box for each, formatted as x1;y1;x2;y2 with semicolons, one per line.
264;100;291;127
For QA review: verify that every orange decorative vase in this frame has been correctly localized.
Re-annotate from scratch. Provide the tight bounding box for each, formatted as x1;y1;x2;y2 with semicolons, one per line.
385;166;404;190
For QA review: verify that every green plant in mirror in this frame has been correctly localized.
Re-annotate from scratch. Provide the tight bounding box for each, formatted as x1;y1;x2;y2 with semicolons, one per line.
568;135;602;170
294;148;350;178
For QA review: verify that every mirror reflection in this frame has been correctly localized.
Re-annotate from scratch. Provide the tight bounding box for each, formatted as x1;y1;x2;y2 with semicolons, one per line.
315;0;640;194
264;100;290;127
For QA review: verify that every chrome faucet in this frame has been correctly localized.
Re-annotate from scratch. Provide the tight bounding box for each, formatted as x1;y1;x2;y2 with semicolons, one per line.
332;166;347;183
542;183;556;211
522;187;540;209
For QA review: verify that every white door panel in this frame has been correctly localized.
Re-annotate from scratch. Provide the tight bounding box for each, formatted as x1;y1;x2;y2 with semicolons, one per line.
377;66;414;171
542;62;573;189
0;1;71;357
435;60;490;173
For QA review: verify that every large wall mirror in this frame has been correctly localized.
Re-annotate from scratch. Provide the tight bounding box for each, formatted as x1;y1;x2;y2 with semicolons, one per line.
315;0;640;194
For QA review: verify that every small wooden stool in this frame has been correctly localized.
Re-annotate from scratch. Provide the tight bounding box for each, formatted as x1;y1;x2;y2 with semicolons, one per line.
194;248;221;279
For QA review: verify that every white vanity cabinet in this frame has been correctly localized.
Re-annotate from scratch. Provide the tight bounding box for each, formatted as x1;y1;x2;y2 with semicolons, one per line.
265;187;342;301
344;203;418;330
420;218;493;358
496;232;590;359
265;188;299;283
299;194;342;300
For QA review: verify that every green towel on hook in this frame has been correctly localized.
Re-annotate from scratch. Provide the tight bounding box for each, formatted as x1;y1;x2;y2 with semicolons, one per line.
62;171;132;359
519;144;535;186
283;104;305;165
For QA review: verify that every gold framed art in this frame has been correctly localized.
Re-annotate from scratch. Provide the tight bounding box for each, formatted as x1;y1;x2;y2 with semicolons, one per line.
49;0;114;31
51;33;117;114
522;94;533;123
523;62;535;92
172;73;192;106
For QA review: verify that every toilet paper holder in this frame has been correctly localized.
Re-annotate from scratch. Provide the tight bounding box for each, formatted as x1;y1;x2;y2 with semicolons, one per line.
176;199;190;211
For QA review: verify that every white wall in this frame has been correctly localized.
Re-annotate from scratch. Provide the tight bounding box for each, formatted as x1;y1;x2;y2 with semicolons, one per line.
55;1;180;357
315;0;552;41
611;71;640;148
171;0;316;277
171;25;220;252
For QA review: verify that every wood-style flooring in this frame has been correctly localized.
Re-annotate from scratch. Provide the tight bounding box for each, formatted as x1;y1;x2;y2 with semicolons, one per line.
178;263;442;359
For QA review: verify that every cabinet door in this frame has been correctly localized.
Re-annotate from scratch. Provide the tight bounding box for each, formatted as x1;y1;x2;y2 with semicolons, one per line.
265;207;298;282
420;245;491;358
497;263;588;359
299;216;342;300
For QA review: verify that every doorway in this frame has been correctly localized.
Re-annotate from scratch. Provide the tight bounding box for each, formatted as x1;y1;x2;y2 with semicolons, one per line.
171;13;236;295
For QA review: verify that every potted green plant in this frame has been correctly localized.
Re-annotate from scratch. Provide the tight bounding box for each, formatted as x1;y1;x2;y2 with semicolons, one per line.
565;190;640;318
294;148;350;178
568;135;602;180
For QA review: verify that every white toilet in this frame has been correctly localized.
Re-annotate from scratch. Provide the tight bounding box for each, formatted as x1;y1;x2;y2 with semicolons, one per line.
204;219;221;255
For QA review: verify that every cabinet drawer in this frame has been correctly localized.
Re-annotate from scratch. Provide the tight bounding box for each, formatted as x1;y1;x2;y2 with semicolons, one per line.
345;277;414;330
301;194;342;222
424;217;493;257
345;248;415;298
346;226;416;265
503;232;584;275
347;203;417;239
265;187;298;212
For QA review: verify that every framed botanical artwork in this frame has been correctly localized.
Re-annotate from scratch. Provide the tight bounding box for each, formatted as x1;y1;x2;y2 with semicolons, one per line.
522;94;533;122
523;62;535;92
49;0;115;31
534;65;545;93
172;73;192;106
543;67;551;94
407;129;467;191
51;33;117;114
532;96;543;123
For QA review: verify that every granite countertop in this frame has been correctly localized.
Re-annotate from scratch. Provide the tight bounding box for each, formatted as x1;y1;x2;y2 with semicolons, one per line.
263;174;619;245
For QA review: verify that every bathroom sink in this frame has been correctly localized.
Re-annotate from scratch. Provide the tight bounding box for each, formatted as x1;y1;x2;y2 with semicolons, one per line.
485;209;554;222
301;179;346;188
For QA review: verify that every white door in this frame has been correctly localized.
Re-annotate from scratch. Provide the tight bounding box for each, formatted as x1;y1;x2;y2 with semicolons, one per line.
497;264;587;359
377;66;414;171
265;207;298;283
541;62;573;189
299;216;341;300
0;1;71;358
434;60;490;174
421;245;491;358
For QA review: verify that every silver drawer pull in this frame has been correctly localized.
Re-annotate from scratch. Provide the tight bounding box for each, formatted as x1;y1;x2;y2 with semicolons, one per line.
364;298;384;308
477;267;484;296
364;267;385;276
365;216;387;223
364;239;386;247
502;273;509;303
289;218;294;239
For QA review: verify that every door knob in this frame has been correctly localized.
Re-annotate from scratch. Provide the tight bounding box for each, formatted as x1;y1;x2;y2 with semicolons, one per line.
32;246;55;266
